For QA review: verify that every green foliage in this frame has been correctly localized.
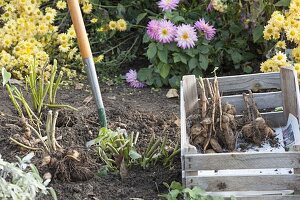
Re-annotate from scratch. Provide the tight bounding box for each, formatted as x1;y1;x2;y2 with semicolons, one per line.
0;153;56;200
83;0;159;78
160;181;236;200
136;0;284;88
94;128;140;171
2;61;77;122
90;128;180;173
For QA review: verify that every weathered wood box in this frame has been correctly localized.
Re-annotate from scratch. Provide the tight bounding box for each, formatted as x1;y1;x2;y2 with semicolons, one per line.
180;67;300;200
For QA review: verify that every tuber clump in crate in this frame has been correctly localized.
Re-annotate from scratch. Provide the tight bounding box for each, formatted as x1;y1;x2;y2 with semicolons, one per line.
188;76;275;153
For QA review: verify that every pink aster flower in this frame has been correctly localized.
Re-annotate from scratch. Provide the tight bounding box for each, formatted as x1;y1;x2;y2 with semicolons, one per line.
147;19;160;41
175;24;198;49
158;0;180;12
157;20;177;44
125;69;145;88
194;18;217;41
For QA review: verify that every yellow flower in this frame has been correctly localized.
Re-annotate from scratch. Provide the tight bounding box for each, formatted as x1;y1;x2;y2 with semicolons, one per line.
68;47;78;60
294;63;300;74
58;33;70;44
108;21;117;30
276;41;286;49
90;18;98;23
59;43;70;53
94;55;104;63
67;25;77;39
56;1;67;10
263;25;274;40
293;47;300;62
82;3;92;14
286;28;298;42
116;19;127;31
272;51;288;66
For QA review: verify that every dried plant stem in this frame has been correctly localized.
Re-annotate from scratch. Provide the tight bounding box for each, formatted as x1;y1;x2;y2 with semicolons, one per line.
9;137;41;151
243;93;252;123
214;77;222;131
27;123;50;153
249;90;261;118
203;79;215;152
198;78;207;118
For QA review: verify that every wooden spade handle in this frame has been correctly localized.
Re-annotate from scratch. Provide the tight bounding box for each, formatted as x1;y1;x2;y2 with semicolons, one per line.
67;0;92;59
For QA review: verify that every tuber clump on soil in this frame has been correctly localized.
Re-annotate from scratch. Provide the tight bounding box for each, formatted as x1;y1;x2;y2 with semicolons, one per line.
188;76;275;153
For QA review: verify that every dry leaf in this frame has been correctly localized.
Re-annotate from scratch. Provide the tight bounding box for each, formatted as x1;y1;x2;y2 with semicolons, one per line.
83;96;93;104
75;83;84;90
166;89;179;98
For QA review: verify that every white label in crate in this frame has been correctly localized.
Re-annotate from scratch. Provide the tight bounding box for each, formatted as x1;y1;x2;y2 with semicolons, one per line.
282;114;300;149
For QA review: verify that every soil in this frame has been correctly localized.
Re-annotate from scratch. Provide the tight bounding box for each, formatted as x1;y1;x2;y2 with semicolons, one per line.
0;81;181;200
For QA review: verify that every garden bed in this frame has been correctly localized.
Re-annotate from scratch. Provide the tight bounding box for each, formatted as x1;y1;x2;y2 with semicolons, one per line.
0;83;181;199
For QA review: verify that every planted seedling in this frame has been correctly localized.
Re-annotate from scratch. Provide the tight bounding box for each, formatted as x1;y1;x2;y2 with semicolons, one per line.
2;60;77;123
159;181;236;200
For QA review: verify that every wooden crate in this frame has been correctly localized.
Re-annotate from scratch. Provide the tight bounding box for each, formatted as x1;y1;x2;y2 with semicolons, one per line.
180;67;300;200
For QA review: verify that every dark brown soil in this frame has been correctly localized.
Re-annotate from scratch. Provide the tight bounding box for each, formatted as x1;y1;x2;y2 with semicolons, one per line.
0;82;181;200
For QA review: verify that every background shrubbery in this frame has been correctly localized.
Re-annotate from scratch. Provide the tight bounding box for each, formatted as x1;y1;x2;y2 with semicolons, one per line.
0;0;291;87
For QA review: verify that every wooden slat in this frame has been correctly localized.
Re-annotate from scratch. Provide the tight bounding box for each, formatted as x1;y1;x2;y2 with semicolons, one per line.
182;75;199;116
225;195;300;200
186;174;300;191
260;111;285;127
184;152;300;171
280;67;300;124
221;91;283;114
207;73;281;93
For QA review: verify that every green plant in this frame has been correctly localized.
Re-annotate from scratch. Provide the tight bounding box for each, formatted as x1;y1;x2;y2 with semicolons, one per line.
0;153;57;200
94;128;140;171
141;134;180;169
89;128;180;173
159;181;236;200
2;60;77;122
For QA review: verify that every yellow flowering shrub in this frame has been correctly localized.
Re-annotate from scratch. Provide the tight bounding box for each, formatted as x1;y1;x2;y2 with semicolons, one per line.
0;0;93;80
261;0;300;79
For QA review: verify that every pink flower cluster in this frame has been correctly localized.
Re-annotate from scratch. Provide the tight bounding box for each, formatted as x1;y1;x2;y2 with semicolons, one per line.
147;18;216;49
194;18;217;41
125;69;145;88
158;0;180;12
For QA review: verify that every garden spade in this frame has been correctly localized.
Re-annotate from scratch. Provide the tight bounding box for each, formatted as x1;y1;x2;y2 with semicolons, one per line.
67;0;107;127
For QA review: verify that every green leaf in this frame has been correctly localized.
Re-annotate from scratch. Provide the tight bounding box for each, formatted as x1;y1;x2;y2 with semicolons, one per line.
117;3;126;15
199;54;209;70
2;67;11;86
275;0;291;6
170;181;183;191
158;63;170;78
49;187;58;200
231;51;243;64
173;53;181;63
243;65;253;74
129;150;142;160
147;43;157;59
198;45;210;54
171;15;185;23
138;68;153;81
169;76;181;88
229;23;242;35
188;57;198;70
252;25;264;43
158;49;168;63
136;13;147;24
169;190;180;198
143;34;150;43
